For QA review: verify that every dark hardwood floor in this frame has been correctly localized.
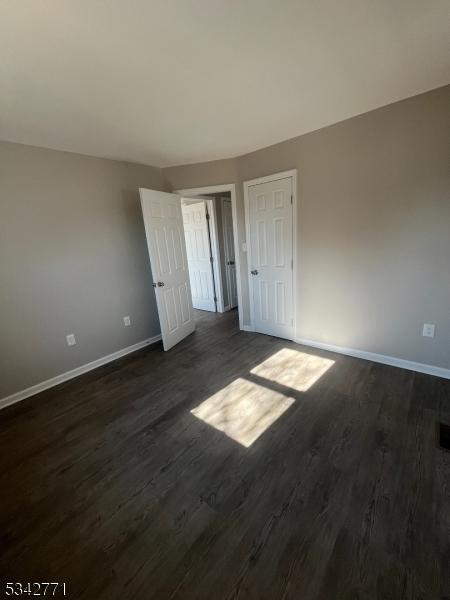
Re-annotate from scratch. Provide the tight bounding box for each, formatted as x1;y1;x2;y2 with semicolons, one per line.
1;309;449;599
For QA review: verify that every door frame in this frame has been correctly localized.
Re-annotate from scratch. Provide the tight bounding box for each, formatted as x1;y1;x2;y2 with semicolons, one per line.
175;184;243;329
221;197;237;311
205;198;223;313
243;170;298;339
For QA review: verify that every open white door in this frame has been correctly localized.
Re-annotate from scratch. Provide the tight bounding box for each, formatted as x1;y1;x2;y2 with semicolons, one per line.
140;188;195;351
182;201;216;312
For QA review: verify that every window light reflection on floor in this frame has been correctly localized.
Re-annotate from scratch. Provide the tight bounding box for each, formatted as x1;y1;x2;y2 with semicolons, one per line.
250;348;335;393
191;377;295;448
190;348;334;447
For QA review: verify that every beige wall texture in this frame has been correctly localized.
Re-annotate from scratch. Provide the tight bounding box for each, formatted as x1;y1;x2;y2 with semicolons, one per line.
0;142;166;398
164;85;450;370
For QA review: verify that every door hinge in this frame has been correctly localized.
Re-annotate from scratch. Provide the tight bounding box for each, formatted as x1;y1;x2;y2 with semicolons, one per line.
214;296;217;302
291;195;293;205
206;212;210;220
291;258;293;269
210;256;214;263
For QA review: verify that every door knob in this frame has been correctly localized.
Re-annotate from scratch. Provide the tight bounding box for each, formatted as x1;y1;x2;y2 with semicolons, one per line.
227;260;235;265
157;281;165;287
251;269;258;275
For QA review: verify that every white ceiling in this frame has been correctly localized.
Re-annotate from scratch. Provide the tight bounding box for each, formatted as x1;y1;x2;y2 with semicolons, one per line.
1;0;449;167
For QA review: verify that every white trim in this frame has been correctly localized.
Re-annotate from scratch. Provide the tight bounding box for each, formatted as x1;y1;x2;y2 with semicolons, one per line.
221;197;229;311
221;196;238;311
243;170;298;187
242;325;255;332
243;188;254;328
294;337;450;379
175;184;244;329
0;334;162;410
206;198;225;313
243;169;298;340
176;184;235;196
292;171;298;341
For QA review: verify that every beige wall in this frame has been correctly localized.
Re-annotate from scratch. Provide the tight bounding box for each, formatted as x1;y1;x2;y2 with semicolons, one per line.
164;85;450;370
1;86;448;401
0;142;166;398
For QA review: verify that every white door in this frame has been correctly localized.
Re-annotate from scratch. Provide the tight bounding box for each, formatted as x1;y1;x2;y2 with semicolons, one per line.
248;177;293;339
182;201;216;312
140;188;195;351
222;199;238;309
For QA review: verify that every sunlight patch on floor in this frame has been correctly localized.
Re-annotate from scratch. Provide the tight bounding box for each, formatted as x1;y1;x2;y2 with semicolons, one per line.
190;377;295;447
250;348;334;392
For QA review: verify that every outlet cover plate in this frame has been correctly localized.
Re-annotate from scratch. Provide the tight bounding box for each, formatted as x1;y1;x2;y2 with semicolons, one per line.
422;323;435;338
66;334;76;346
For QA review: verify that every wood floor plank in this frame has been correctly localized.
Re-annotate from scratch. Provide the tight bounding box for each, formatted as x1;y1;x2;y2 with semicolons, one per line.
0;309;448;599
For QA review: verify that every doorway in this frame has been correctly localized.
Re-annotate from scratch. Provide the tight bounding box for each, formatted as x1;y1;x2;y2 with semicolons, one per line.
178;185;242;324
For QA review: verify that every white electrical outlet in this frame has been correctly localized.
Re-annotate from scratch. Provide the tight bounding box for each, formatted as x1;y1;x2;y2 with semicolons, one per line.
66;333;76;346
422;323;435;338
123;315;131;326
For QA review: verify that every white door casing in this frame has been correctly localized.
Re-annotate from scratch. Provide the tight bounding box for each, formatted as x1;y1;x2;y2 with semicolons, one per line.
222;198;238;309
182;201;216;312
140;188;195;351
247;176;294;339
175;184;243;329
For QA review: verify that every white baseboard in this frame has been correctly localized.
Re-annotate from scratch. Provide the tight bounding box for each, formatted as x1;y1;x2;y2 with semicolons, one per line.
4;330;446;412
0;334;162;411
294;337;450;380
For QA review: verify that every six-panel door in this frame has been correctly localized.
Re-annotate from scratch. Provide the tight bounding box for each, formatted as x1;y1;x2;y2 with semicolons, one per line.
248;177;293;339
182;201;216;312
140;189;195;350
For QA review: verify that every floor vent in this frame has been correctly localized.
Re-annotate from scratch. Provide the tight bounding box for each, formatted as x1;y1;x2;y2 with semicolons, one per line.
438;423;450;451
